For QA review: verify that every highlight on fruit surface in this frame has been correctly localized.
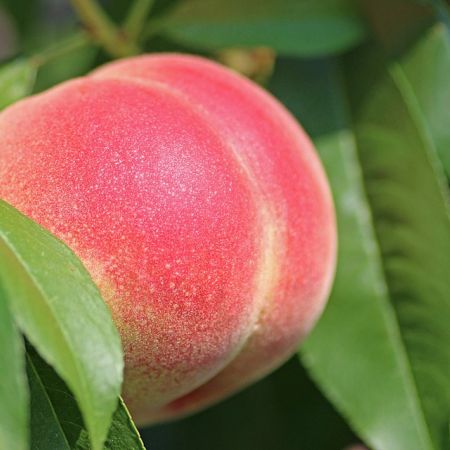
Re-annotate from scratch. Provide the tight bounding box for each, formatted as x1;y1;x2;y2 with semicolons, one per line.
0;53;336;425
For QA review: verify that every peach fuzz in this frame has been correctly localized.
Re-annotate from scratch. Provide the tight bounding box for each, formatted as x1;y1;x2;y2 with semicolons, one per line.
0;54;336;425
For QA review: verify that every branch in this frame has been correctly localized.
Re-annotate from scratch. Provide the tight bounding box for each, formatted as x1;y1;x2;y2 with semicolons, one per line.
124;0;155;41
31;32;91;68
70;0;139;58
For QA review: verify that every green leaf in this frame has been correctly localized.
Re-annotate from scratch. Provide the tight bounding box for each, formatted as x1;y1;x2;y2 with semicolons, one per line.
0;200;123;450
27;349;74;450
0;59;36;110
364;1;450;180
155;0;367;57
101;399;145;450
348;39;450;448
0;283;28;450
270;51;450;450
27;347;145;450
32;33;97;93
388;24;450;180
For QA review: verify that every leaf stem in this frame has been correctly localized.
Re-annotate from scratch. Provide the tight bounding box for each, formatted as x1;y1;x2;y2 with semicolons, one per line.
124;0;156;41
31;31;91;68
70;0;139;58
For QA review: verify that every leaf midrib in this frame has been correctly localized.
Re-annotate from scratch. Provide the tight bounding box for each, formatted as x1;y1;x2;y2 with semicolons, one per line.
338;64;437;449
389;63;450;215
26;352;71;450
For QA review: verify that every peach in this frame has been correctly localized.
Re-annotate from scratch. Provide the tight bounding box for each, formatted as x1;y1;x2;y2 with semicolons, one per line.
0;54;336;424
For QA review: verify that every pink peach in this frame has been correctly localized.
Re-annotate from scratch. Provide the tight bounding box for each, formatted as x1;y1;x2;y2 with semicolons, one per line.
0;54;336;424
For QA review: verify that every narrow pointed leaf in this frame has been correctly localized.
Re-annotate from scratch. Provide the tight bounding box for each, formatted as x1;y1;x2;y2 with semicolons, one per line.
0;284;28;450
0;200;123;450
388;24;450;180
101;399;145;450
349;37;450;449
27;351;72;450
27;347;145;450
270;53;450;450
157;0;367;57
